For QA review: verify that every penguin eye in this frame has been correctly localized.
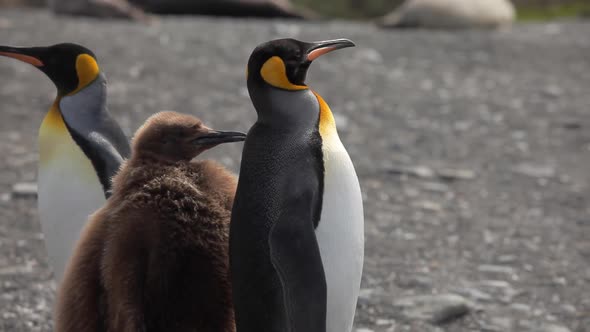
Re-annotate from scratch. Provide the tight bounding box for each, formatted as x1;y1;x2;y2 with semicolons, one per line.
46;56;57;66
284;58;297;66
285;54;300;64
288;48;301;60
161;132;178;145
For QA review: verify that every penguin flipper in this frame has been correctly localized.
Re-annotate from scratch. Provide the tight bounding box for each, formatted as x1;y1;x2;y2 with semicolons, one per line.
268;207;327;332
64;126;127;198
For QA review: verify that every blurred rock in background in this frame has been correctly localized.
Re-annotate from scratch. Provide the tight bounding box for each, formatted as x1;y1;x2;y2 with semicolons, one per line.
0;0;44;6
377;0;516;29
0;0;313;19
127;0;315;18
48;0;150;21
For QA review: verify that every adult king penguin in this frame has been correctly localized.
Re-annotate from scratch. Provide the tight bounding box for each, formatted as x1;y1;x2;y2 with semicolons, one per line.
230;38;364;332
0;43;130;282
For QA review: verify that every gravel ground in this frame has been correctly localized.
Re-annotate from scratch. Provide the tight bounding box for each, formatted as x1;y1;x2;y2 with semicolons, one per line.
0;9;589;332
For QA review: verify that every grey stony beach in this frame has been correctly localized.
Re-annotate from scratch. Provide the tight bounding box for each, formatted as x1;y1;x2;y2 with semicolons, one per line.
0;9;589;332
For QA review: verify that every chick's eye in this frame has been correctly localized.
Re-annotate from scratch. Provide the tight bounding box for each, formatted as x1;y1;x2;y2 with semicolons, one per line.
161;133;177;145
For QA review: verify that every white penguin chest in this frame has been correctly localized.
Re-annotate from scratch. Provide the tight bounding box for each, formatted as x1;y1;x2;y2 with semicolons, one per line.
38;108;105;283
315;134;364;332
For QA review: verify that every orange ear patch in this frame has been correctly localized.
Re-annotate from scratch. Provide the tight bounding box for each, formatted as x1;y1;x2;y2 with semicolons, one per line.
260;56;307;91
0;51;43;67
69;54;100;95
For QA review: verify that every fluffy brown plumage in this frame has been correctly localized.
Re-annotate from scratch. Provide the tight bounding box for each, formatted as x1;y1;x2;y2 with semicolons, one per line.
55;111;245;332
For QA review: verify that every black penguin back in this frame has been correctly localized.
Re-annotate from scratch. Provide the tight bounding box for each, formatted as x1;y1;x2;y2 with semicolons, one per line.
230;87;327;332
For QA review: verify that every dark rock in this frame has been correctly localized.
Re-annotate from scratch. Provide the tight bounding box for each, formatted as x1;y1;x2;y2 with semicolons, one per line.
396;274;433;289
560;120;581;130
436;168;476;181
393;294;472;324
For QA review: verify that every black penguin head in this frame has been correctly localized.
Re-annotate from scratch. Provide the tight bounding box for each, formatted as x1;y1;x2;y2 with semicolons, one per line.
247;38;355;90
132;111;247;162
0;43;100;96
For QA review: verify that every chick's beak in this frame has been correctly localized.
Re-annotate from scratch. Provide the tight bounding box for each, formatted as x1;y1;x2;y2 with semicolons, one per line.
192;130;247;146
306;39;355;62
0;46;44;67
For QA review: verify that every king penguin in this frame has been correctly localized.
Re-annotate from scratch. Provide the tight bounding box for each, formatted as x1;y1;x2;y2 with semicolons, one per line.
0;43;130;283
230;38;364;332
56;111;245;332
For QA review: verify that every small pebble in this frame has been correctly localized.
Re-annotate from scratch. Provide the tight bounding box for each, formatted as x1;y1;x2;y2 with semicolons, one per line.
11;182;38;198
513;163;555;178
541;324;572;332
437;168;476;181
393;293;472;324
356;328;374;332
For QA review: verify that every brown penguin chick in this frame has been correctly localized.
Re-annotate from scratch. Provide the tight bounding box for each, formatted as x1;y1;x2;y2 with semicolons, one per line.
55;111;246;332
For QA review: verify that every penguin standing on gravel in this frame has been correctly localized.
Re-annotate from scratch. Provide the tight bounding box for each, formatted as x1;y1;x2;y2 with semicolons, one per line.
0;43;130;283
230;38;364;332
56;111;246;332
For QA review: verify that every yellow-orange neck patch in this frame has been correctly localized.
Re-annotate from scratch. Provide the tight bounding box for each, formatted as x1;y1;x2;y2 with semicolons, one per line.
42;98;67;131
38;98;69;165
69;54;99;95
260;56;308;91
313;91;337;138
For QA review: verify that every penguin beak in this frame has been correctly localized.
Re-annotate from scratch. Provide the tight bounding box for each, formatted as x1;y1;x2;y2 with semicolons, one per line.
0;46;44;67
305;39;356;62
192;130;247;146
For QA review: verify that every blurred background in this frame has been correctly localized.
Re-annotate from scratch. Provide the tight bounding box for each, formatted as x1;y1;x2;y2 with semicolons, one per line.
0;1;589;332
300;0;590;20
1;0;590;21
1;0;590;20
